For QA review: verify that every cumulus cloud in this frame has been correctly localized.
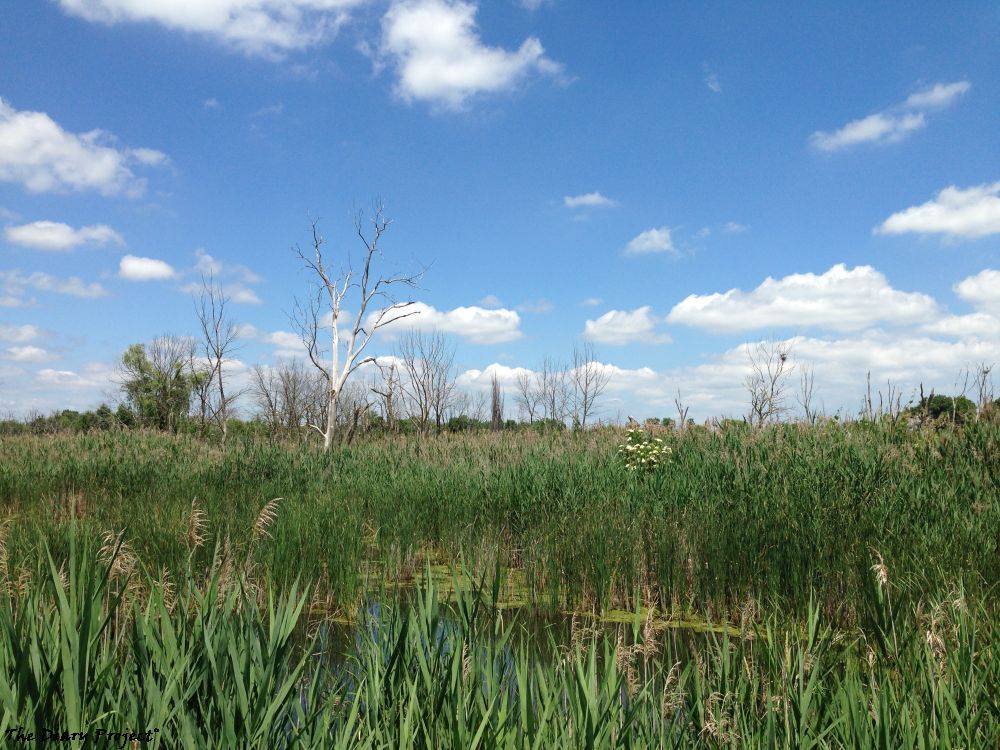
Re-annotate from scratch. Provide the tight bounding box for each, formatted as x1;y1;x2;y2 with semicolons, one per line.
380;0;561;108
3;345;52;363
580;297;602;307
921;313;1000;340
4;220;124;251
56;0;362;57
667;264;938;333
371;301;522;344
0;270;108;300
0;98;167;196
954;269;1000;314
118;255;176;281
584;306;671;345
564;192;616;209
810;80;969;152
478;294;503;308
457;362;536;389
625;227;676;255
0;324;40;342
875;182;1000;239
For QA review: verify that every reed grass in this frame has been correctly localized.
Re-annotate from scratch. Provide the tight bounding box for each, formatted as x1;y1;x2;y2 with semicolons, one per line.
1;421;996;622
0;539;996;748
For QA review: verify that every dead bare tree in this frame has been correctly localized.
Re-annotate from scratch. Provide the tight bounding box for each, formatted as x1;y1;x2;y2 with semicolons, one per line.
292;204;422;450
745;339;793;428
514;370;541;423
372;361;402;432
194;276;244;443
338;379;373;445
490;372;504;431
188;351;214;436
570;343;611;429
396;330;457;433
973;362;995;418
796;363;818;424
674;389;690;429
250;364;281;433
250;359;321;440
538;357;570;423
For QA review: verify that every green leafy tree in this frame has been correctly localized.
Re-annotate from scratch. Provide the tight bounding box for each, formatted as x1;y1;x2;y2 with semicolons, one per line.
913;394;977;425
119;337;197;432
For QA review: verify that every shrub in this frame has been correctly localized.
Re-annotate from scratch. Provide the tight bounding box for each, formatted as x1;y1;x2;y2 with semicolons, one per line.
617;428;672;472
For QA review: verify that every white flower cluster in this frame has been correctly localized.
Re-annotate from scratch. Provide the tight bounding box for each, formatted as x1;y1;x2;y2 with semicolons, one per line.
617;428;672;472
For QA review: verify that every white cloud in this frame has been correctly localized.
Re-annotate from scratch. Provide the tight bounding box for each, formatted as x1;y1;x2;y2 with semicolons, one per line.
625;227;676;255
0;98;166;196
380;0;562;108
118;255;176;281
4;220;124;251
875;182;1000;239
0;324;40;342
478;294;503;308
56;0;362;57
3;345;52;363
810;112;926;152
584;306;671;346
371;301;522;344
457;362;536;389
723;221;748;234
921;313;1000;340
564;192;616;209
180;249;263;303
193;248;262;283
580;296;602;307
904;81;971;109
0;270;108;299
516;298;553;314
225;284;263;304
180;281;262;304
667;264;938;333
203;98;221;109
810;80;969;152
955;269;1000;314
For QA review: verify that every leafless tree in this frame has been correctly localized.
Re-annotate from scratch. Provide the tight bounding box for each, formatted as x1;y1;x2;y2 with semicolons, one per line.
569;343;611;428
796;363;818;424
338;379;373;444
745;339;793;427
250;359;324;440
674;389;690;429
538;357;570;423
372;361;402;432
514;370;541;423
292;204;422;450
396;330;457;433
194;276;244;443
490;372;504;431
973;362;995;417
188;350;214;435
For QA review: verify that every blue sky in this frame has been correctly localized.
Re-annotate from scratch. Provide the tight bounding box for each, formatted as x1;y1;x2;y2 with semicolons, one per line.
1;0;998;421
